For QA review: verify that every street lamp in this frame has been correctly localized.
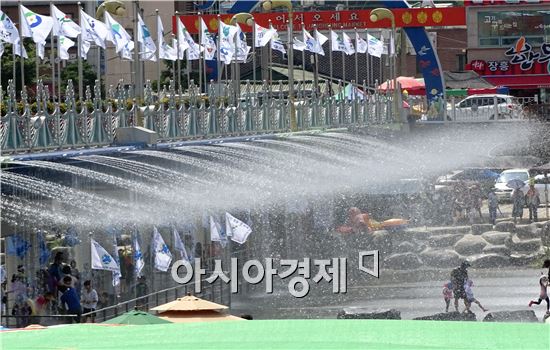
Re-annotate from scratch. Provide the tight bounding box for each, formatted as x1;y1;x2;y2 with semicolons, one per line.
262;0;297;131
370;8;399;123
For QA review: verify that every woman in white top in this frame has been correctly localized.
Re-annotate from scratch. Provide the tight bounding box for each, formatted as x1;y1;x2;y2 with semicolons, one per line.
80;280;98;323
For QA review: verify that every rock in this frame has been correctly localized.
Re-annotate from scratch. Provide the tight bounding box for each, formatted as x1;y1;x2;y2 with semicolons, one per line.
394;241;418;253
541;221;550;246
482;244;511;256
383;252;423;270
372;230;392;255
408;229;432;241
515;225;539;240
495;221;515;233
414;311;476;321
505;234;542;254
481;231;511;245
471;224;493;235
454;234;488;255
509;252;543;266
428;234;463;248
468;254;509;268
419;249;461;268
483;310;539;323
337;308;401;320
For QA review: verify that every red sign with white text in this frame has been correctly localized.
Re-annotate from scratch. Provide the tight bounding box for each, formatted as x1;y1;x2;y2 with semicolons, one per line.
175;7;465;34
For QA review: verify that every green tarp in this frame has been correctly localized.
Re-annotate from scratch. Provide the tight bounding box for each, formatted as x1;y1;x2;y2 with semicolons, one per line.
101;310;172;325
1;319;548;350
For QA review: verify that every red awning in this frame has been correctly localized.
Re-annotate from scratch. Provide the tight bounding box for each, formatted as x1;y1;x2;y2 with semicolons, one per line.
482;75;550;89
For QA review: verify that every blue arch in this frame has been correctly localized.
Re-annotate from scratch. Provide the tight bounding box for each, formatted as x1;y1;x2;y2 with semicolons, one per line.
382;0;446;105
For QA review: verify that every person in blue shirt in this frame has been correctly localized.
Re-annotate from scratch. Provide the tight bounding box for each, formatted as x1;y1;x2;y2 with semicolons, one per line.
60;276;81;323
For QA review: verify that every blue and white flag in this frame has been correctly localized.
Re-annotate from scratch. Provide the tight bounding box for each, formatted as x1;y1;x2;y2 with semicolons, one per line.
367;33;383;58
225;212;252;245
137;13;156;61
104;12;134;55
330;30;346;53
218;21;238;64
81;8;109;49
342;32;355;55
173;228;189;261
51;4;81;38
200;18;216;60
38;231;50;267
19;4;54;59
210;215;227;248
112;232;121;287
132;231;144;278
6;235;31;259
153;227;172;272
157;15;177;61
255;22;276;47
91;239;120;272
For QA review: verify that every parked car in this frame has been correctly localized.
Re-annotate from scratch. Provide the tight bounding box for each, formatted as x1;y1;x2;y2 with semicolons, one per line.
494;168;530;201
435;168;500;192
447;94;523;121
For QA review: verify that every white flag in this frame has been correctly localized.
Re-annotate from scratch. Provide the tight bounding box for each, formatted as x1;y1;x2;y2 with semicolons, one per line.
19;5;53;59
271;39;286;54
173;228;189;261
182;23;202;61
176;17;190;58
81;9;109;49
153;227;172;272
330;30;346;52
225;213;252;245
137;13;156;61
91;239;121;272
200;18;216;60
0;10;21;44
133;233;144;278
342;32;355;55
210;215;222;242
235;24;250;62
104;12;134;54
293;37;306;51
303;28;317;54
255;22;275;47
218;21;238;64
81;40;91;59
367;33;383;58
51;4;81;38
112;237;121;287
157;16;177;61
314;29;328;56
58;35;75;60
356;33;368;54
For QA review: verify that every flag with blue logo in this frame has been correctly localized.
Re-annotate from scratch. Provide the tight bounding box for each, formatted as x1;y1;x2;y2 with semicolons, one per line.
19;4;53;59
6;235;31;259
132;231;145;278
91;239;120;272
157;15;177;61
218;21;238;64
104;12;134;56
137;13;156;61
153;227;172;272
51;4;81;38
38;231;51;267
80;8;109;49
225;212;252;245
173;228;189;261
210;215;227;248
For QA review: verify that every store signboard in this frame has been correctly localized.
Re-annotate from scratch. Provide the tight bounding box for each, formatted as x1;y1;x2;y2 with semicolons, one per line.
465;0;550;5
468;37;550;75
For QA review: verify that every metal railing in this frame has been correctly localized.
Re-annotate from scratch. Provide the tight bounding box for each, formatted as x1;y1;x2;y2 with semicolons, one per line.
0;79;395;154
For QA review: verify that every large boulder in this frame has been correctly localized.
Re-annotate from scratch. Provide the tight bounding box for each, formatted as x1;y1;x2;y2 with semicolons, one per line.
541;221;550;246
409;229;432;241
414;311;476;321
383;252;423;270
505;234;542;254
471;224;494;235
481;231;511;245
419;249;461;268
468;253;509;268
454;234;488;255
337;308;401;320
482;244;511;256
495;221;515;233
394;241;418;253
515;225;540;240
483;310;539;323
428;234;463;248
509;252;543;266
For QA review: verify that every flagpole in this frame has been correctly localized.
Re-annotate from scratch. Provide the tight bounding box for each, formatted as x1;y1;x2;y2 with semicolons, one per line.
12;46;17;84
57;37;61;100
156;10;161;94
175;11;181;89
77;2;83;100
252;18;256;88
217;15;222;84
171;33;176;85
354;27;359;88
268;20;273;84
201;17;207;95
341;27;346;86
50;2;55;100
233;23;238;105
366;29;370;89
18;2;25;93
328;26;333;87
313;25;319;95
201;12;206;95
301;23;305;90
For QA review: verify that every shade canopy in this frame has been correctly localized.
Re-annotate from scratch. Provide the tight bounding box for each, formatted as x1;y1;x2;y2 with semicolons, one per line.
150;295;228;312
377;76;425;93
157;310;244;323
102;310;172;325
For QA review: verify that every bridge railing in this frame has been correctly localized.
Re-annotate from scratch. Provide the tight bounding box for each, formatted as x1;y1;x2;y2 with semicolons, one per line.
0;79;396;154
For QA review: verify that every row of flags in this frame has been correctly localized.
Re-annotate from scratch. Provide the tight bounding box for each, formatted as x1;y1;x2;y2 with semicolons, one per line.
90;212;253;286
0;4;385;65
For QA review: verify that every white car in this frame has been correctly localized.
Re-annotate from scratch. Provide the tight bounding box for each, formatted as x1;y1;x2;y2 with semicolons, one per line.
494;168;530;202
447;94;523;121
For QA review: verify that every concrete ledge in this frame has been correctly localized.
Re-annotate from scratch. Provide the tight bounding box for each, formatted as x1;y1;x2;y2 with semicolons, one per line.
115;127;158;146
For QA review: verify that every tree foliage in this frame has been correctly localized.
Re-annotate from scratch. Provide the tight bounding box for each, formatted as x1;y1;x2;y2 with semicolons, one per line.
1;39;37;94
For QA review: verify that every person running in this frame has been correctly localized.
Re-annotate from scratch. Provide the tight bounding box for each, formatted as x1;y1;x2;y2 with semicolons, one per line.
443;282;453;312
450;261;470;312
528;275;549;313
464;279;488;312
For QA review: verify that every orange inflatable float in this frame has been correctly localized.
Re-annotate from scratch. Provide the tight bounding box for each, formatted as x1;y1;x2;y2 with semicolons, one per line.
336;207;408;234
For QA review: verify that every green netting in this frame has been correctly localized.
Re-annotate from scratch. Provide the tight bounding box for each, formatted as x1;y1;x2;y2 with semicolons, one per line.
1;319;549;350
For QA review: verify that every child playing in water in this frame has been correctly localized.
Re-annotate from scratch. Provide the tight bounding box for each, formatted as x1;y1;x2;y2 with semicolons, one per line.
528;275;549;313
464;279;488;312
443;282;453;312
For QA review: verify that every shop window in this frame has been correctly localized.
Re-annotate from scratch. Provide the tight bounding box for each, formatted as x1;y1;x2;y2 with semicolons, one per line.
477;10;550;47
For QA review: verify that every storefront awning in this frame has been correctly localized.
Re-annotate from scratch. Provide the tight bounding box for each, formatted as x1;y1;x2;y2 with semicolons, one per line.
482;75;550;89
